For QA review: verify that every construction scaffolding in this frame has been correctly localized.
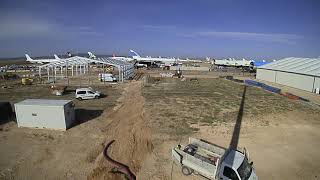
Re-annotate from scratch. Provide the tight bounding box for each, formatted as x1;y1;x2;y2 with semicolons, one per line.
38;56;134;84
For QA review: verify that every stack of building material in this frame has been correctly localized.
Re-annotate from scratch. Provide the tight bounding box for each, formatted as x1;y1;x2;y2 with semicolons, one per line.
49;85;67;96
160;72;174;78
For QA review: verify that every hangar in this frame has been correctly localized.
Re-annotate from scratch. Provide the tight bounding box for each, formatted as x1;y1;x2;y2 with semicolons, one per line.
256;57;320;93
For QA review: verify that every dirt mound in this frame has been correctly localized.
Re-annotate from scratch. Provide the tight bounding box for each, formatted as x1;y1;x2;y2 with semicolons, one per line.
88;81;153;180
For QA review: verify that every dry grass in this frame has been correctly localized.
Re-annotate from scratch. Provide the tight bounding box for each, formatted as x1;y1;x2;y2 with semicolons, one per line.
143;77;310;136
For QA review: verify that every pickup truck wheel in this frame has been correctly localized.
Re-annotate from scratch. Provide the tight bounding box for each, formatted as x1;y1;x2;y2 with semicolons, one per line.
95;95;99;99
181;166;193;176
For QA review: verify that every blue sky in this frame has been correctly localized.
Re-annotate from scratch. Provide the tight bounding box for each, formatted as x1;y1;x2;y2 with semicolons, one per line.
0;0;319;59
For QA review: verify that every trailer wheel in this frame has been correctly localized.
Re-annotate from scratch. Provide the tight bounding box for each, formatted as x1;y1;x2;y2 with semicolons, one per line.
181;166;193;176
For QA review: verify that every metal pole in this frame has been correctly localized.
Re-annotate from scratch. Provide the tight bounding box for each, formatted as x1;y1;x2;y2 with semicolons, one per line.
71;65;74;76
118;65;121;83
103;64;105;85
39;67;41;84
54;67;57;81
66;62;69;86
47;68;50;82
122;66;124;82
88;63;90;85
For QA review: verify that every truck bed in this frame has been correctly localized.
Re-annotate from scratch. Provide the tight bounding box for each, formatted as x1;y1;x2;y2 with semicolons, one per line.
172;138;227;179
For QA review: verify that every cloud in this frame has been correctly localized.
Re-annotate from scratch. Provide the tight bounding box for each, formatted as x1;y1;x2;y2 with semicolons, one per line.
141;24;303;44
195;31;303;44
0;17;56;38
73;26;104;36
0;15;104;39
141;25;176;31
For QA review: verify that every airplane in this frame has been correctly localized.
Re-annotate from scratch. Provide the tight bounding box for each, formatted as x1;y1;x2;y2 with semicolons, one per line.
54;54;60;60
110;53;134;62
25;54;61;64
88;52;134;62
185;58;202;63
208;57;254;68
88;52;97;59
129;50;177;65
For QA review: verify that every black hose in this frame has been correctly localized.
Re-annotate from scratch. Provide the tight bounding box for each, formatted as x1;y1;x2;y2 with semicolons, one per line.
103;140;136;180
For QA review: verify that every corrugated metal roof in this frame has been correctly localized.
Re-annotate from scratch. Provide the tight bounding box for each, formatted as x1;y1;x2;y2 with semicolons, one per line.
15;99;72;106
258;57;320;77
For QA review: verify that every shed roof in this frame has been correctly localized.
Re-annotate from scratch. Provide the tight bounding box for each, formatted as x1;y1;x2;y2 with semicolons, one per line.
258;57;320;77
15;99;72;106
39;56;133;69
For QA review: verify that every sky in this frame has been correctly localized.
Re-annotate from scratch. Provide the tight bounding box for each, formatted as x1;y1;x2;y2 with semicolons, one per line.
0;0;320;59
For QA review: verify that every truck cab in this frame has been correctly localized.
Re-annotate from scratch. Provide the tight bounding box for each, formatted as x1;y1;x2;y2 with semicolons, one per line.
217;150;257;180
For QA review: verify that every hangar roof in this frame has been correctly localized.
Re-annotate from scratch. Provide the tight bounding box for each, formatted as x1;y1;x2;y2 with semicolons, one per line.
258;57;320;77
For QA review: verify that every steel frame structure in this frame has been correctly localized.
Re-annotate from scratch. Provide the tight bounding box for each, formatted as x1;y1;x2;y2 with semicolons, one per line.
38;56;134;83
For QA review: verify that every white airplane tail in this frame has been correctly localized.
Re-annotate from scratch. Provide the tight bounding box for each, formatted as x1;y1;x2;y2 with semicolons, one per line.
88;52;96;59
129;49;141;59
54;54;60;60
25;54;33;61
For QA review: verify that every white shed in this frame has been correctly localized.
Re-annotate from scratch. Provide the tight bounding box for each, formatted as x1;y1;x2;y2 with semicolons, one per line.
14;99;75;130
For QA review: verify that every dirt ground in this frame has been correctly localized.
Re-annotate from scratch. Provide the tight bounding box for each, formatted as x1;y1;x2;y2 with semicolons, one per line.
138;77;320;180
0;82;123;179
0;80;152;180
1;72;320;180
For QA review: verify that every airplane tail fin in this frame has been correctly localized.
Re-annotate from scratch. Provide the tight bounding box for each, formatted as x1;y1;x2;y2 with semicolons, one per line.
54;54;60;60
88;52;96;59
129;49;141;59
25;54;33;61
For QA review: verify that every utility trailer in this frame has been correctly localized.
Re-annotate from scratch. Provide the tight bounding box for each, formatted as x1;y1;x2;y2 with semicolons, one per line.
172;138;258;180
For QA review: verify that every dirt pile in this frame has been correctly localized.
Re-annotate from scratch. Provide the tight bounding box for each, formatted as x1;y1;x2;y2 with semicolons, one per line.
88;81;153;180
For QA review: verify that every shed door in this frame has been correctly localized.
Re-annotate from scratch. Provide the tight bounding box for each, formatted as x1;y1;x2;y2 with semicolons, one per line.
30;111;43;128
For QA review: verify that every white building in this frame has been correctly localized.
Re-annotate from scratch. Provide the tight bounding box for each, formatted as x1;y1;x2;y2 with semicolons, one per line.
256;57;320;93
15;99;75;130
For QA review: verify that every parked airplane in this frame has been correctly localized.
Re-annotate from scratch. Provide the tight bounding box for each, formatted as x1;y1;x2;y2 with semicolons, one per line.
88;52;97;59
25;54;61;64
208;57;253;68
54;54;60;60
129;50;177;65
110;53;134;62
87;52;134;62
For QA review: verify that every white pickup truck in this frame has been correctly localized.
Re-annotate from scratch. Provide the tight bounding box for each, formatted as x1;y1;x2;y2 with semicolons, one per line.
172;138;258;180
